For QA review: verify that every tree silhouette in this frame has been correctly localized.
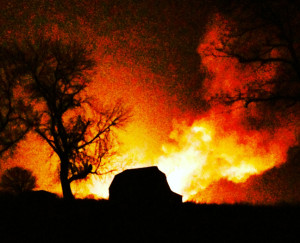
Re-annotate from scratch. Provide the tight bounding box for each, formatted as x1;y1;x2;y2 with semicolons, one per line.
0;166;36;194
2;37;130;199
203;0;300;109
0;47;36;157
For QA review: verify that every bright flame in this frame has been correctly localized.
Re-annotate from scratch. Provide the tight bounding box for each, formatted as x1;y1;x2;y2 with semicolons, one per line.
156;115;295;202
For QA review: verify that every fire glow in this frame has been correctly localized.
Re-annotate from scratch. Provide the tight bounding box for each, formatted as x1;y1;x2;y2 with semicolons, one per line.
2;3;299;204
84;108;295;203
156;115;293;202
84;13;297;203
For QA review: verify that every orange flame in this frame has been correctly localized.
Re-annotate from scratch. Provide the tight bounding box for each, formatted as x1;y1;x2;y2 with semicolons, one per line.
76;14;298;203
151;14;297;203
156;113;295;202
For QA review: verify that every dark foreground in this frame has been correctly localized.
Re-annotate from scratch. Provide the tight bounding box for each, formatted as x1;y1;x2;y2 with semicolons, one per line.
0;193;299;243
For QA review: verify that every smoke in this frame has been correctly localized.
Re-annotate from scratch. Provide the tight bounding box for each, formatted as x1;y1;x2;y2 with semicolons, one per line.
182;11;300;203
150;9;299;203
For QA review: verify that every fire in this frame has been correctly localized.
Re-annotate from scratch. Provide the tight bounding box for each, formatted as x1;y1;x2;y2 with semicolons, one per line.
152;13;298;203
80;13;297;203
2;5;299;204
155;114;294;202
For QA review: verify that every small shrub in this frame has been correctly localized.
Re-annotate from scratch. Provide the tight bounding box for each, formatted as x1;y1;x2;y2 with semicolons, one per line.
0;166;36;194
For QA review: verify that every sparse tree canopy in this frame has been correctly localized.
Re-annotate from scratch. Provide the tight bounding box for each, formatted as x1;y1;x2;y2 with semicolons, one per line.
0;166;36;194
0;47;36;156
203;0;300;109
2;37;130;199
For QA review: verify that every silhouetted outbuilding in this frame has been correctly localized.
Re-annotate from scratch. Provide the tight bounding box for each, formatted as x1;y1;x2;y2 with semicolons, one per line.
109;166;182;205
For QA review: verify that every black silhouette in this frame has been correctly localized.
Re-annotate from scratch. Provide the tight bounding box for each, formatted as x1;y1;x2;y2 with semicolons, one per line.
0;166;36;194
0;192;299;242
1;38;130;200
109;166;182;205
21;190;58;201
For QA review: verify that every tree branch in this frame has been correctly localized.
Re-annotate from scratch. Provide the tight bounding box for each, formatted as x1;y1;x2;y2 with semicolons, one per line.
35;128;58;153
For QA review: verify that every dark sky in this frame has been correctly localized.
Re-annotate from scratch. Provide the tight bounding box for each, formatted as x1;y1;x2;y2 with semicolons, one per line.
1;0;212;112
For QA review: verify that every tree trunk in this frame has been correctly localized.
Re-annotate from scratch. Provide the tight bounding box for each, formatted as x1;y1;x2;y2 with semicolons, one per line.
60;157;74;200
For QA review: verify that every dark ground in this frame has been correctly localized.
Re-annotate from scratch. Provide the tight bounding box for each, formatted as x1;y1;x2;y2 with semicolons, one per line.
0;193;299;243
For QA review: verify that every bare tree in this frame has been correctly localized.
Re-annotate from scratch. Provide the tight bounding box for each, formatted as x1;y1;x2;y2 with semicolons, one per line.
3;38;130;199
0;47;35;157
0;166;36;194
202;0;300;109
